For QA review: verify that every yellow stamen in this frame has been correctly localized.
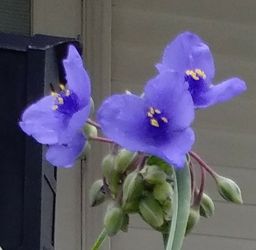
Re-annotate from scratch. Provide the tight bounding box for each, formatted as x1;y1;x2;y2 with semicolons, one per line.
150;118;159;127
154;109;161;114
51;91;58;97
161;117;168;123
147;112;153;118
52;105;58;110
186;69;206;80
58;97;64;104
149;107;155;114
195;69;206;79
59;84;65;91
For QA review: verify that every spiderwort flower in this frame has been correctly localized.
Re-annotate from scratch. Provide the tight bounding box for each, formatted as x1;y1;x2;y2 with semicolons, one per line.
19;45;91;167
156;32;247;108
97;71;195;168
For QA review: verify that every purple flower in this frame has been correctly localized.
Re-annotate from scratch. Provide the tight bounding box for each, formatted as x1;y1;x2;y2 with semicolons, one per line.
19;45;91;167
97;71;195;168
156;32;247;108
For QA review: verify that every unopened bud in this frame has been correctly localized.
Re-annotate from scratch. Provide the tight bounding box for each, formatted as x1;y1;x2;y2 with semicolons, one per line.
186;207;200;235
89;179;105;207
139;194;164;229
115;149;136;173
102;154;115;178
153;182;173;204
122;171;143;204
162;199;172;221
102;154;120;195
216;175;243;204
84;123;98;138
104;203;124;236
200;193;215;218
143;165;167;185
122;200;140;214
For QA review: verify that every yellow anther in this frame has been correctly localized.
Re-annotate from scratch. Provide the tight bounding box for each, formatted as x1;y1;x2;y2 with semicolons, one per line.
186;69;206;81
185;70;192;75
59;84;65;91
51;91;58;97
58;97;64;104
149;107;155;114
65;89;71;96
147;112;153;118
195;69;206;79
154;109;161;114
150;118;159;127
161;117;168;123
52;105;58;110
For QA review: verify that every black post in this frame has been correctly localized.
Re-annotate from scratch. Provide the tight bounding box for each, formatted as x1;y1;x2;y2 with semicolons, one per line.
0;33;79;250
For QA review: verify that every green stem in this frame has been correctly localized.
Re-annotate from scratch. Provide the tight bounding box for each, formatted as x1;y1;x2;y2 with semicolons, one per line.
165;162;191;250
91;228;108;250
163;233;169;249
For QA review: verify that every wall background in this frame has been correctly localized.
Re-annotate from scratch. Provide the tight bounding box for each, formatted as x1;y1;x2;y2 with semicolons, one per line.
3;0;254;249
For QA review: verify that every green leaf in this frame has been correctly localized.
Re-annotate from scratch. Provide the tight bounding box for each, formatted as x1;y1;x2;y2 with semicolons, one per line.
165;162;191;250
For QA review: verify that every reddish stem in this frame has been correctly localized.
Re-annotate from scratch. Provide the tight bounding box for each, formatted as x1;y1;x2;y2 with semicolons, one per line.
87;119;101;129
189;151;217;181
89;136;114;144
194;165;206;207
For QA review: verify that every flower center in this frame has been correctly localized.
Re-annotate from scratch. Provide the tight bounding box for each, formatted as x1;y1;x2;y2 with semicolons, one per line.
52;84;79;115
185;69;206;81
147;107;168;128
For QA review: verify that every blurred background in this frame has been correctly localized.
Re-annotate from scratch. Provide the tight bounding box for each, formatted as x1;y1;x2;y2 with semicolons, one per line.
1;0;255;249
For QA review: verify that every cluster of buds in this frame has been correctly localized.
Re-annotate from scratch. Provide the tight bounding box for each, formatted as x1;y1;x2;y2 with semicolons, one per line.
87;128;243;239
89;146;175;236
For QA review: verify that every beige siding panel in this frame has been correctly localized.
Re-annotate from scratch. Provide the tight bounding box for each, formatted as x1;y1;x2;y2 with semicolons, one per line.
111;228;162;250
112;7;256;61
55;164;82;250
183;234;256;250
129;202;256;240
193;128;256;169
111;228;256;250
113;0;256;26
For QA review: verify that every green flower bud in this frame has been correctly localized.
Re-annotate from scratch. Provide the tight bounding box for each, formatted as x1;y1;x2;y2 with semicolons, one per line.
121;214;129;232
122;171;143;204
102;154;120;195
186;207;200;235
153;182;173;204
89;179;105;207
115;149;136;173
122;200;140;214
104;203;124;236
84;123;98;138
102;154;115;178
139;194;164;229
200;192;215;218
162;199;172;221
143;165;167;185
216;175;243;204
